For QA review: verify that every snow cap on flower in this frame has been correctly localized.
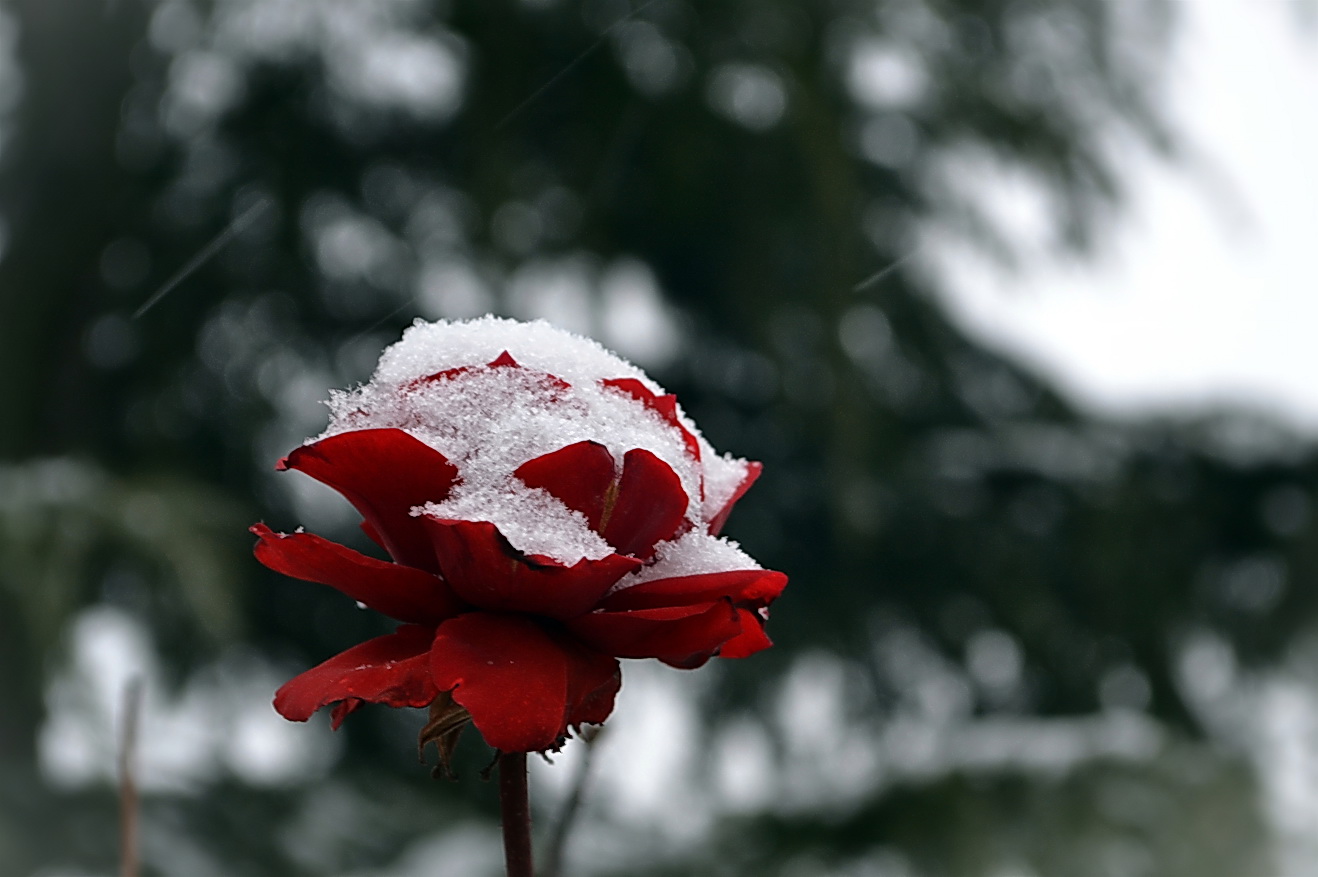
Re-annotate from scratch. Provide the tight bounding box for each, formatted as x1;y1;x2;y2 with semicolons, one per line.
256;316;785;755
320;316;753;564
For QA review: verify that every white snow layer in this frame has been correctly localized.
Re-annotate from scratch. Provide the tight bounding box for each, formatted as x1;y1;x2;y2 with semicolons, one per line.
319;317;755;565
627;529;763;586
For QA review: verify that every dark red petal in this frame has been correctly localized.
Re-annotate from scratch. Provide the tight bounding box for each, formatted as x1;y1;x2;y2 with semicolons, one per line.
514;441;616;532
603;449;688;559
330;698;364;730
360;520;387;552
602;378;702;466
718;608;774;658
568;658;622;727
251;523;462;624
422;518;640;619
280;429;458;571
707;461;762;535
565;600;742;667
598;569;787;612
273;624;437;723
430;613;621;752
488;350;519;367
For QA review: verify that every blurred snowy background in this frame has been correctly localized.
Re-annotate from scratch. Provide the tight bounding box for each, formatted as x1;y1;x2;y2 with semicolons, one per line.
4;1;1318;875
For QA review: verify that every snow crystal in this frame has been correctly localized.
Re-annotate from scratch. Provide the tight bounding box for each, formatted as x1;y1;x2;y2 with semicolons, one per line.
622;529;762;586
417;480;613;562
316;317;758;566
372;316;661;394
700;447;750;522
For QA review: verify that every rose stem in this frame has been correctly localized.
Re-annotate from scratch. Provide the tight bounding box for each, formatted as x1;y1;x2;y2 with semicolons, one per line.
498;751;534;877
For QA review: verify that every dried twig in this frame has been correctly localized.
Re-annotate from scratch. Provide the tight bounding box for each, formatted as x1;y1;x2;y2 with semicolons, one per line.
541;726;603;877
118;678;143;877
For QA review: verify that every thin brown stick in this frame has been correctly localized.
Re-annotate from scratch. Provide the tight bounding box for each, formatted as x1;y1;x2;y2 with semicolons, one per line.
118;678;143;877
497;752;533;877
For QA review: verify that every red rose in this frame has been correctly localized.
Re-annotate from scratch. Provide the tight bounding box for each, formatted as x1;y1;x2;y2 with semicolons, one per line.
252;318;786;754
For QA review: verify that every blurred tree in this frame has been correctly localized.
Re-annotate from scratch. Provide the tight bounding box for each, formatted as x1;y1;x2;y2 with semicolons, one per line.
0;0;1309;874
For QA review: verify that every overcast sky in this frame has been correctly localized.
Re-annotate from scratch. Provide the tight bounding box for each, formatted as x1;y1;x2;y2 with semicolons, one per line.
931;0;1318;434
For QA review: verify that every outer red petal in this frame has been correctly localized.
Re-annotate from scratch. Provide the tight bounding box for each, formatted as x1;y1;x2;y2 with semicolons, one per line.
280;429;458;572
430;613;620;752
251;523;463;625
718;608;774;658
514;441;616;532
604;449;688;560
274;624;437;724
598;569;787;612
422;518;641;619
566;601;742;668
707;461;763;535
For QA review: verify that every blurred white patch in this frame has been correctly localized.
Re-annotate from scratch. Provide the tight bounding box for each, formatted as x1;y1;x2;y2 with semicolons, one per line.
706;62;787;131
338;824;503;877
191;0;468;125
150;0;204;54
39;605;337;793
506;255;596;336
332;32;464;121
162;49;245;136
588;661;710;839
965;628;1023;692
859;113;918;169
302;194;405;286
712;717;775;811
847;40;928;109
599;258;681;368
612;21;691;97
417;258;493;319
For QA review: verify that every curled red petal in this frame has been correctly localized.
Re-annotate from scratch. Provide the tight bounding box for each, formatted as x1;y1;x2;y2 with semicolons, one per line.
514;441;616;532
280;429;458;571
718;608;774;658
251;523;463;625
422;517;640;620
566;600;742;668
602;378;702;467
707;461;762;535
603;449;688;560
430;613;620;752
330;698;364;730
274;624;437;724
598;569;787;612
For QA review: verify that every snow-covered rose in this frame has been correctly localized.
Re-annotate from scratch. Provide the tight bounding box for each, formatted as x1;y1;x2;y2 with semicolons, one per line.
252;317;786;753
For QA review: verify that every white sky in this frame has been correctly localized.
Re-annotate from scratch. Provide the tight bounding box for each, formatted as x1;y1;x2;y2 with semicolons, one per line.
931;0;1318;432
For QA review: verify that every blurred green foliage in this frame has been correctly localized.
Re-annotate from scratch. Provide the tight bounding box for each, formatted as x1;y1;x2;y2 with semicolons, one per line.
0;0;1310;874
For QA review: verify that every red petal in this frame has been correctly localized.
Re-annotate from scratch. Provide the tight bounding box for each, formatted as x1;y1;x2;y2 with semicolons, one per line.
566;601;742;667
598;569;787;612
718;608;774;658
602;378;702;467
514;441;616;532
280;429;458;571
430;613;620;752
422;518;640;619
251;523;462;624
707;461;762;535
330;698;364;730
273;624;437;723
603;449;688;559
418;353;571;393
